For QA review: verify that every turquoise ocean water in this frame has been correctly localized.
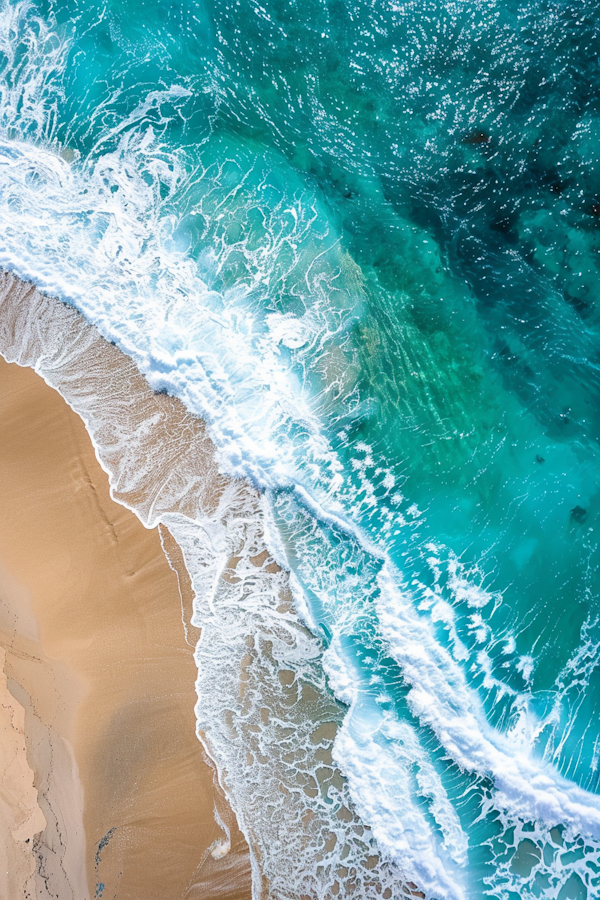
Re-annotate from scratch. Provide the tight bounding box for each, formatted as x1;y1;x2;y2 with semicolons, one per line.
1;0;600;896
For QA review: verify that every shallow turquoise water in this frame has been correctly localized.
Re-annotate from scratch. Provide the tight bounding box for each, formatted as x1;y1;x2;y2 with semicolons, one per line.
2;0;600;896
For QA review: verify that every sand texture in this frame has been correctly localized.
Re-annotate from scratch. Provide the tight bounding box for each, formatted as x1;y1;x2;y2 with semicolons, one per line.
0;355;252;899
0;642;47;899
0;270;425;900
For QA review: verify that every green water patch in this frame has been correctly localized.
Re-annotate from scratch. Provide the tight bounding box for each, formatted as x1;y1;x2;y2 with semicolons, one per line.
7;0;600;893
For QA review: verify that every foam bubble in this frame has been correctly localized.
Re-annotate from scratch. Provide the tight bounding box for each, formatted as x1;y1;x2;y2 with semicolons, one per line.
1;3;600;897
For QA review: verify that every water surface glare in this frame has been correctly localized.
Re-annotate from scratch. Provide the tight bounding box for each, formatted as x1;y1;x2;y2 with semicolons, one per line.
0;0;599;896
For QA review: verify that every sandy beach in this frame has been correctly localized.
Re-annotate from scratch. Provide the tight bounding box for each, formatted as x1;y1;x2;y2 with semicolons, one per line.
0;356;252;899
0;271;420;900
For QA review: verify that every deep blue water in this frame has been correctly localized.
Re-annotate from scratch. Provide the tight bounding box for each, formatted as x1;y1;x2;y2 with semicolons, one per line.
1;0;600;896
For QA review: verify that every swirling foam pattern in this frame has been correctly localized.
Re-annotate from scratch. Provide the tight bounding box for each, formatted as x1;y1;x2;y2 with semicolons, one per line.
1;0;600;896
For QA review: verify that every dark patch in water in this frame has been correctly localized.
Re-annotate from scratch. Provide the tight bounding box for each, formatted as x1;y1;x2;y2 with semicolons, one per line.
489;211;519;244
462;129;491;146
559;409;571;425
586;200;600;218
564;290;593;319
549;180;567;195
535;454;545;464
570;505;587;524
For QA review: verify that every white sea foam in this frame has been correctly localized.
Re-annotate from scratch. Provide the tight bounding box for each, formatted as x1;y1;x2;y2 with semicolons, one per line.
323;635;469;899
333;712;469;900
376;564;600;838
1;3;600;898
0;273;416;899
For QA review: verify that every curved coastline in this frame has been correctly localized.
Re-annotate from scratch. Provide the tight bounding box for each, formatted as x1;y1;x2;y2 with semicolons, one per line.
0;308;252;897
0;271;422;899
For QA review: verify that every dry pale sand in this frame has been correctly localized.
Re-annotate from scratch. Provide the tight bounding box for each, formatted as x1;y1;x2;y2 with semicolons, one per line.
0;641;47;899
0;356;252;900
0;271;426;900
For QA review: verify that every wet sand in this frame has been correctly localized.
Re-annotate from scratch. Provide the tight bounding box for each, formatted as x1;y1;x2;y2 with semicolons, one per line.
0;356;252;899
0;270;425;900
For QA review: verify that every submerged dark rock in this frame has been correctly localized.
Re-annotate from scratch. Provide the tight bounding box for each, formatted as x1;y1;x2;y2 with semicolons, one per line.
462;129;491;145
587;200;600;217
549;180;566;195
564;290;593;319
